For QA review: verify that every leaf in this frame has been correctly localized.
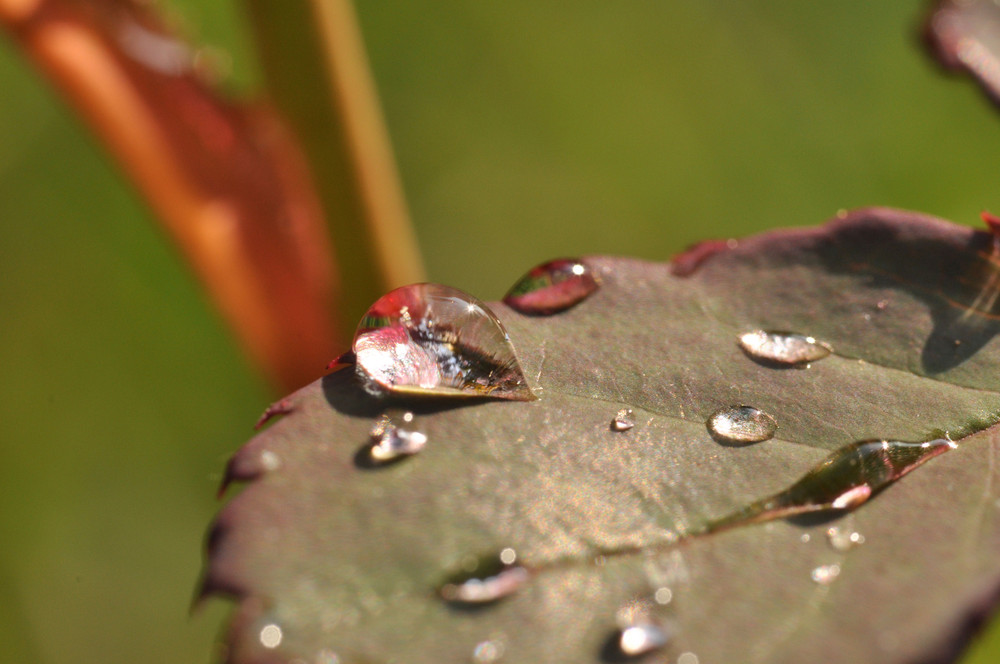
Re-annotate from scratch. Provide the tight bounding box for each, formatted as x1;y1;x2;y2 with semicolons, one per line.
202;208;1000;664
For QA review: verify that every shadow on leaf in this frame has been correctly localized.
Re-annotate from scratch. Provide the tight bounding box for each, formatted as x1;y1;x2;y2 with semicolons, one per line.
818;213;1000;374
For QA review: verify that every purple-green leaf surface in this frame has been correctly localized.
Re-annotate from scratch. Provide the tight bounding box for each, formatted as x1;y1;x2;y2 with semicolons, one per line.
203;209;1000;664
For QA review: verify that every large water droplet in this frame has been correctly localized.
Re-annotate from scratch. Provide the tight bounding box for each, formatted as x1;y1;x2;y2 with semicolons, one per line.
611;408;635;432
826;525;865;552
503;259;599;315
706;437;956;532
439;551;529;605
738;330;832;366
706;406;777;445
353;284;534;400
368;413;427;463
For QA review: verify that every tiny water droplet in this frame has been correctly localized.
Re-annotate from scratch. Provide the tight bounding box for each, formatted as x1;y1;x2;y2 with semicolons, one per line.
826;525;865;552
611;408;635;432
800;533;811;544
738;330;832;366
503;259;599;315
707;438;956;532
677;653;700;664
368;414;427;462
653;587;673;605
353;284;534;400
259;623;283;649
472;639;505;663
707;405;777;445
811;564;841;585
439;551;529;605
617;623;669;658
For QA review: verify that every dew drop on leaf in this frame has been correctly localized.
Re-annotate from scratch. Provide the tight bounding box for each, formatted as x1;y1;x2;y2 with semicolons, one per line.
611;408;636;432
368;413;427;463
706;405;777;445
503;258;599;315
353;284;535;400
811;564;841;585
738;330;832;366
706;438;957;532
438;551;530;605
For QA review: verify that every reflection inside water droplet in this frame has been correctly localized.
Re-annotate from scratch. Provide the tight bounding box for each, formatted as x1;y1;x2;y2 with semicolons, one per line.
315;649;341;664
706;437;957;533
826;525;865;552
707;405;777;445
811;564;841;585
353;284;534;400
473;639;505;663
617;623;669;657
259;623;282;649
738;330;832;366
439;551;529;605
368;413;427;462
503;258;599;315
611;408;635;432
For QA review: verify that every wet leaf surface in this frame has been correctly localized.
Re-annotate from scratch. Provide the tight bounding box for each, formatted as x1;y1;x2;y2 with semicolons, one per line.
204;209;1000;664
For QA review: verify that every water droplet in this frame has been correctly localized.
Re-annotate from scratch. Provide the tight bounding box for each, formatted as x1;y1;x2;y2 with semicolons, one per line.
811;564;841;585
472;639;505;663
653;587;673;605
617;623;669;658
706;405;777;445
368;414;427;462
826;525;865;552
738;330;832;366
503;259;599;315
707;438;956;532
611;408;635;432
259;623;283;649
677;653;700;664
353;284;534;400
439;551;529;605
800;533;811;544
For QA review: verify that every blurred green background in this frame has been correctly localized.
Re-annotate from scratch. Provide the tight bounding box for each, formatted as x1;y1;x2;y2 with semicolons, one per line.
2;1;999;662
